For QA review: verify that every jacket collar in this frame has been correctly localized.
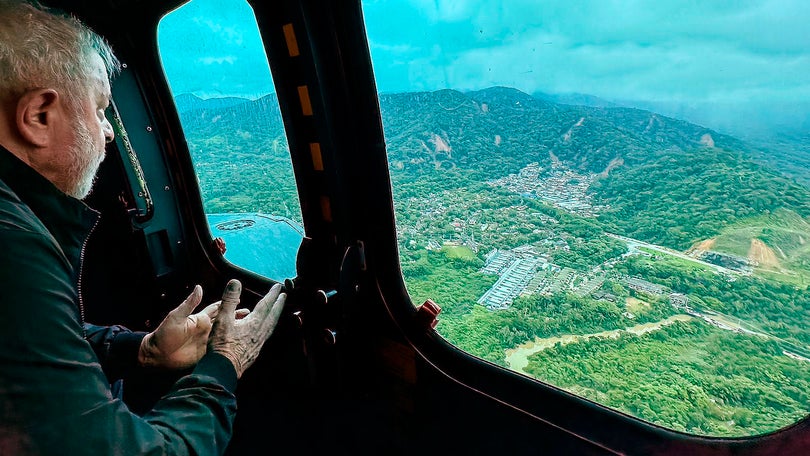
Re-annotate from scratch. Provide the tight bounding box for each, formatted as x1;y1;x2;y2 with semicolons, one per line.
0;145;99;258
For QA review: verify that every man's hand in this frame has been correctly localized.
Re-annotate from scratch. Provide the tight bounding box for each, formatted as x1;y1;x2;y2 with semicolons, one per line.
139;285;219;369
209;279;286;378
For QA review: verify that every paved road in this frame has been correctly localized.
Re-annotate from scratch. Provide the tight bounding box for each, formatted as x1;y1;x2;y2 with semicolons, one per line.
606;233;740;275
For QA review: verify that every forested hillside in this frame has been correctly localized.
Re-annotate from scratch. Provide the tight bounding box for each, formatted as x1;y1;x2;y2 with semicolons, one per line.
178;87;810;437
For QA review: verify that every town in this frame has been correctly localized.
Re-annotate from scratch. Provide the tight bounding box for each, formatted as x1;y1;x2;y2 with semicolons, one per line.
488;161;608;217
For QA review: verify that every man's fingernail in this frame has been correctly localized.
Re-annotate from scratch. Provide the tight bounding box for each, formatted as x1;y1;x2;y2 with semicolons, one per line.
224;280;242;297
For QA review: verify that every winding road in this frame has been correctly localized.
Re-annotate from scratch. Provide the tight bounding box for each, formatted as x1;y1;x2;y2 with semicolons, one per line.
504;315;694;374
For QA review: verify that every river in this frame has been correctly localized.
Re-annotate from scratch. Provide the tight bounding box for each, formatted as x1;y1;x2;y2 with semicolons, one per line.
504;314;694;374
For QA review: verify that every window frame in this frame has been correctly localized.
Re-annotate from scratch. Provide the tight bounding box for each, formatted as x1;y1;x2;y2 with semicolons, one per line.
335;1;810;452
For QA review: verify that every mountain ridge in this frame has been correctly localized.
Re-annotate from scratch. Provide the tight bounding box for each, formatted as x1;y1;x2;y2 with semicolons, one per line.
176;85;810;250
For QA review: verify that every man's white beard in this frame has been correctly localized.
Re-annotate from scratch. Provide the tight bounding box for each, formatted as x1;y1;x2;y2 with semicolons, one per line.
65;119;105;200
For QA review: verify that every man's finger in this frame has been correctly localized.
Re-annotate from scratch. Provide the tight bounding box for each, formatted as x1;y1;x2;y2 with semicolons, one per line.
172;285;203;319
188;312;213;335
235;308;250;319
259;291;287;336
250;283;283;319
270;292;287;325
199;302;219;320
216;279;241;331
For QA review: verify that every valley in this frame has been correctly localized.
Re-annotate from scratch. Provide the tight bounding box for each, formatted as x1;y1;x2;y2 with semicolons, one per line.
178;86;810;438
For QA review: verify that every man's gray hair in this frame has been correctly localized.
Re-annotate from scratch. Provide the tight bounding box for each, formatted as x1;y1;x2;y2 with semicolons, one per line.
0;0;120;109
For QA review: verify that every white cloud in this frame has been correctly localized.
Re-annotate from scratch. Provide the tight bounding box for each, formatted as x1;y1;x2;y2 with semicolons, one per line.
364;0;810;106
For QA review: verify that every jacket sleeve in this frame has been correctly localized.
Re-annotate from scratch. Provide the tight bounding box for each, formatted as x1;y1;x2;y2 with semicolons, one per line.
0;230;237;456
84;323;147;383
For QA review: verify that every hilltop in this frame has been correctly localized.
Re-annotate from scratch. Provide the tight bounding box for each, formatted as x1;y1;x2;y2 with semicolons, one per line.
379;86;738;178
177;86;810;251
376;87;810;250
698;209;810;283
177;87;810;437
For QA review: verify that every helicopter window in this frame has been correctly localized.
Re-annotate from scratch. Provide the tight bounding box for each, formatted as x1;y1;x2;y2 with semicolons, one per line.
157;0;302;280
362;0;810;438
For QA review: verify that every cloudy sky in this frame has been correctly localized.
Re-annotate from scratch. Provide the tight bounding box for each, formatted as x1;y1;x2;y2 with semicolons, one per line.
158;0;810;136
363;0;809;101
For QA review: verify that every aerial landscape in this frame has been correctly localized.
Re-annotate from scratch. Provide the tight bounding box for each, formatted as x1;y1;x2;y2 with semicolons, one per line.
177;85;810;438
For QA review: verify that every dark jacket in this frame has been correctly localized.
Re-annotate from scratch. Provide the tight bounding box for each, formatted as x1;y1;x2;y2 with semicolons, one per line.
0;146;238;455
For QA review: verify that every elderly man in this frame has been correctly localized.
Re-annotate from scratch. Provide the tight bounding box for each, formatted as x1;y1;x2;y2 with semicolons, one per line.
0;1;286;454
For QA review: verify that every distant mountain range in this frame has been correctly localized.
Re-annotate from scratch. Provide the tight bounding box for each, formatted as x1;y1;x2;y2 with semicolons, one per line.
177;87;805;179
175;86;808;190
174;93;256;114
532;91;619;109
177;86;810;251
375;86;760;177
174;93;284;134
531;90;810;145
527;90;810;185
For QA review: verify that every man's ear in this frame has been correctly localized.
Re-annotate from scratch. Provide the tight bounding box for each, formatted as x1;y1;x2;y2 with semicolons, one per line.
16;89;61;147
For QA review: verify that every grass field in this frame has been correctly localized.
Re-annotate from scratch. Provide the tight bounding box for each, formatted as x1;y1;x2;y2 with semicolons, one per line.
441;244;477;260
637;246;716;273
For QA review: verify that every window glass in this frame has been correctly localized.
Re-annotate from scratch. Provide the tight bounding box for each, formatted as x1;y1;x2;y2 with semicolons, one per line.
363;0;810;437
158;0;302;280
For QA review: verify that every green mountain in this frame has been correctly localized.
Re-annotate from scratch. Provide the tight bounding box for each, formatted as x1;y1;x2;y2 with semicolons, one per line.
177;87;810;252
378;87;810;250
176;87;810;437
380;86;737;177
176;93;299;221
707;208;810;282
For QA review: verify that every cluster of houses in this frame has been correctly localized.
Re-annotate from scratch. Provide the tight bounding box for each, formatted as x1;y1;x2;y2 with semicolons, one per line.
488;162;607;217
477;245;690;312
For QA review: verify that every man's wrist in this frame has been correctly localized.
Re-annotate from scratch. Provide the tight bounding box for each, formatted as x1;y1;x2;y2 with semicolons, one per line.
194;352;239;393
211;348;243;379
102;330;148;380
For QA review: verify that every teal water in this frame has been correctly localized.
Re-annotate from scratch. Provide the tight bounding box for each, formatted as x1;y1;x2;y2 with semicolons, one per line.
206;213;303;280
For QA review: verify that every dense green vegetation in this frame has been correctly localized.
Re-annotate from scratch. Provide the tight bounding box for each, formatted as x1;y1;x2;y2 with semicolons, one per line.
401;248;494;320
177;87;810;438
525;320;810;436
384;88;810;436
615;254;810;347
593;148;810;250
177;95;302;224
